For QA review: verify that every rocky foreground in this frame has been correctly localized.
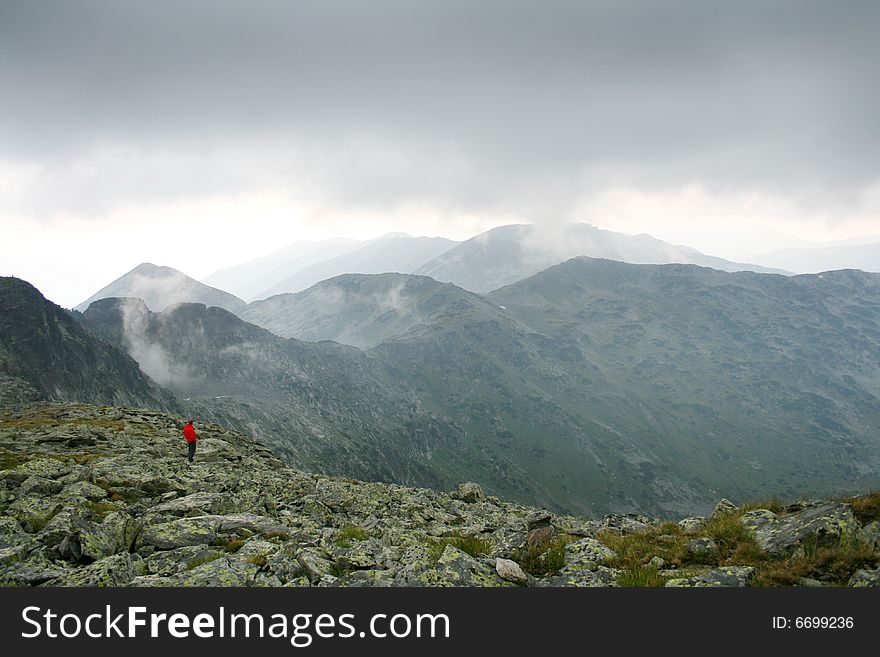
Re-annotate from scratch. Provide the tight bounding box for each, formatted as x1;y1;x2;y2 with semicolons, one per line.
1;402;878;587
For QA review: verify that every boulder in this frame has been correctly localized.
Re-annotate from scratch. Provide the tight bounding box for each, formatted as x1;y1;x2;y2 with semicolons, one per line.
603;514;652;534
666;566;756;587
848;567;880;587
525;511;552;531
678;517;706;535
741;502;862;557
686;537;718;558
712;499;738;516
15;458;70;479
59;480;109;501
52;553;140;586
20;475;64;496
495;558;528;584
151;492;235;516
545;565;619;587
416;545;505;587
138;516;221;550
450;482;485;503
565;537;616;566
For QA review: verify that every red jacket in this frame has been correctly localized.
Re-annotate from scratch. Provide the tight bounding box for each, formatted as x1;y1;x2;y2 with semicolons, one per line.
184;424;197;443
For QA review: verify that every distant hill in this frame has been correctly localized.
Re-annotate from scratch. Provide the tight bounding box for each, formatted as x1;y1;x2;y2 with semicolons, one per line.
0;277;175;410
202;238;364;301
75;263;246;314
752;242;880;274
241;273;504;348
415;223;785;292
255;235;458;299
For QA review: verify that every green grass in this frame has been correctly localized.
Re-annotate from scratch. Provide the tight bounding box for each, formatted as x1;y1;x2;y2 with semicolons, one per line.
599;522;690;571
616;565;668;588
427;534;493;562
246;555;268;567
334;525;368;547
597;501;879;587
186;554;223;570
511;534;574;577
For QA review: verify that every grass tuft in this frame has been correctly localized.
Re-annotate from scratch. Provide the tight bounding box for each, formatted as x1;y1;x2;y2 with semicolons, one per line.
427;534;493;563
512;534;574;577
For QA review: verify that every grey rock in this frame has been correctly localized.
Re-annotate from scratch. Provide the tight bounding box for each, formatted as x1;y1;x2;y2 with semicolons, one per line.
848;567;880;587
20;475;64;496
678;517;705;535
495;557;528;583
687;537;718;558
742;502;862;557
52;553;140;586
526;511;552;531
712;499;738;516
450;482;484;503
666;566;756;587
415;545;506;587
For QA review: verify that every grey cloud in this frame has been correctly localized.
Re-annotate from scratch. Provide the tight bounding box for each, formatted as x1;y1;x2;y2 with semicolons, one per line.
1;0;878;218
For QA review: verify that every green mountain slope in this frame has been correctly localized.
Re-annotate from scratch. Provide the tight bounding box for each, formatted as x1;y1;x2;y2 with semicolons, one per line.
241;273;507;348
0;277;175;411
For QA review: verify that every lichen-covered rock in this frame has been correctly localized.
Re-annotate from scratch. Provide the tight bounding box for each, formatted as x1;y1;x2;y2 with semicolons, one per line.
566;537;616;565
712;498;738;516
0;550;71;585
603;514;652;534
0;516;29;549
544;565;619;587
678;517;705;535
297;548;336;583
525;511;552;531
1;402;875;588
686;537;718;558
20;475;64;496
742;502;862;557
151;492;235;516
416;545;506;587
138;516;221;549
450;482;484;503
848;567;880;587
665;566;756;587
59;480;109;501
15;458;70;479
51;553;141;586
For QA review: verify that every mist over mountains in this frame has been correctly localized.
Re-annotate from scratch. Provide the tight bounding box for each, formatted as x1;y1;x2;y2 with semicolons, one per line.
4;230;879;516
414;223;785;292
75;263;246;315
74;223;788;316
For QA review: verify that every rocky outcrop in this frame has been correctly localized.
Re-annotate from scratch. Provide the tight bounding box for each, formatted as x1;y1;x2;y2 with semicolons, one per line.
741;503;863;557
0;402;877;587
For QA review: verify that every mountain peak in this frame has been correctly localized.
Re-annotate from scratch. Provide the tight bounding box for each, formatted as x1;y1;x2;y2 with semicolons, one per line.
75;264;246;314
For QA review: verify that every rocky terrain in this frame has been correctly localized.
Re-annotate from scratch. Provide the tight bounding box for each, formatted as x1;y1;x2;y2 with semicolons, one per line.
1;402;877;587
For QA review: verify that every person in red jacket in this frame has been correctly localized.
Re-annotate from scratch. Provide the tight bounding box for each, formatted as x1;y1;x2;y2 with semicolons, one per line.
183;419;197;463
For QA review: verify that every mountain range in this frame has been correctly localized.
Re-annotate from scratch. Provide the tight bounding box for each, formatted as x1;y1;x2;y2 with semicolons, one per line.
74;263;246;314
414;223;785;292
753;242;880;275
10;255;872;516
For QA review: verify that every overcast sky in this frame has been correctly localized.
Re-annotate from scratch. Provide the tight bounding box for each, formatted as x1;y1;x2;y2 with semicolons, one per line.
2;0;879;307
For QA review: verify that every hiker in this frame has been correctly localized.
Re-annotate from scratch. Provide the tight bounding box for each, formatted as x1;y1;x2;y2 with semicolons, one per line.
183;419;197;462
